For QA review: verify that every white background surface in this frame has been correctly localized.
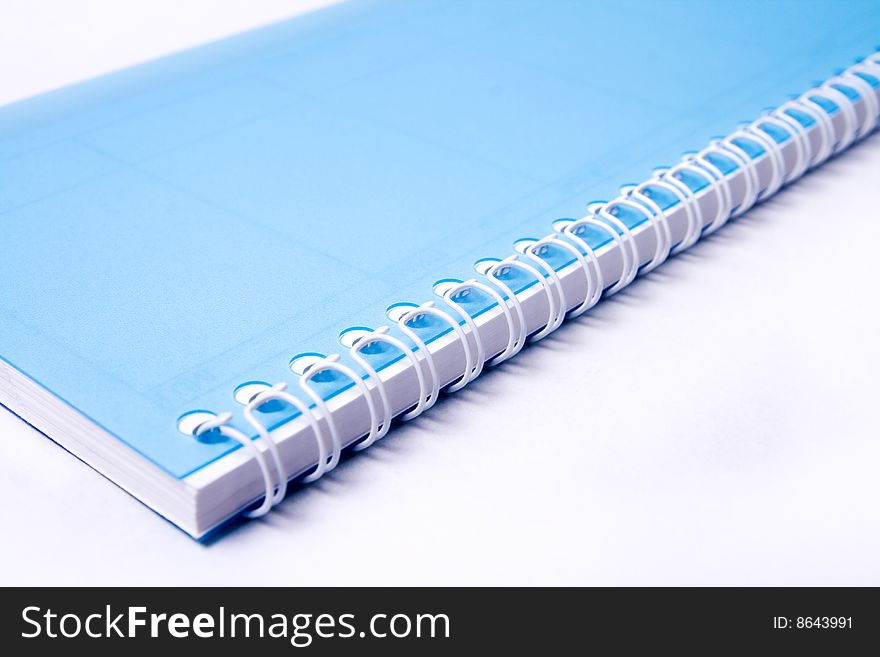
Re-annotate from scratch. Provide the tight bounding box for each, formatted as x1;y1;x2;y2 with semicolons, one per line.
2;1;879;586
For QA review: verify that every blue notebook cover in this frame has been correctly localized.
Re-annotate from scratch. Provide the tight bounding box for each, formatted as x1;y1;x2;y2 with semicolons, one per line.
1;0;878;483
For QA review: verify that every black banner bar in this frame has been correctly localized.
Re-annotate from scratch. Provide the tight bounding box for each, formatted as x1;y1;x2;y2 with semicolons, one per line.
1;587;877;654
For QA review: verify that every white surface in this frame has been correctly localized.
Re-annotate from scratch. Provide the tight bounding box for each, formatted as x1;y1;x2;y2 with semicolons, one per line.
0;0;341;106
1;1;879;585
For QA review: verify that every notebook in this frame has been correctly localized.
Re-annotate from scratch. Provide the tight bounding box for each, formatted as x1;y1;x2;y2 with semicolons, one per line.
1;0;878;538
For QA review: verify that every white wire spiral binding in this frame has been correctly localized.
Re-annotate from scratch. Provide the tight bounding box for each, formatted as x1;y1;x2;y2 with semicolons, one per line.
520;236;597;318
194;412;277;519
202;53;880;523
515;239;569;329
785;97;834;166
243;382;327;486
718;137;761;217
657;164;706;251
348;325;430;422
392;305;441;411
797;94;837;160
491;254;561;340
760;113;809;183
561;215;624;295
298;354;380;460
818;83;858;152
554;220;605;309
860;57;880;134
240;389;285;505
621;183;673;267
592;201;641;288
437;279;519;365
740;125;785;199
836;73;878;138
686;149;732;234
349;339;391;441
606;197;665;273
644;171;698;254
434;283;486;382
475;259;527;355
396;301;475;393
848;63;880;127
717;136;759;216
532;234;600;317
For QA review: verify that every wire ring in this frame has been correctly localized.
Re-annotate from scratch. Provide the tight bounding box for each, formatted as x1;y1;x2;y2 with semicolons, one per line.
769;110;811;178
594;202;640;289
351;326;429;422
393;306;441;413
786;98;833;166
718;137;758;216
526;236;598;317
740;125;785;199
571;214;629;294
518;240;568;329
544;232;602;315
298;354;380;463
510;254;564;339
761;113;808;182
819;84;858;152
712;138;758;218
466;278;520;364
480;259;527;356
693;146;733;226
195;412;276;519
662;163;709;249
442;279;519;366
838;72;879;138
687;150;732;233
347;332;392;441
613;195;668;273
802;94;843;158
603;199;660;273
243;382;327;486
625;184;673;267
436;284;486;383
556;220;605;309
647;170;698;254
687;151;732;233
242;392;285;504
401;301;475;393
488;255;559;341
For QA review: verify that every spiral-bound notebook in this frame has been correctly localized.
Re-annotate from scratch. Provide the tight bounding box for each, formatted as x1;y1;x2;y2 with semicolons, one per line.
1;0;879;538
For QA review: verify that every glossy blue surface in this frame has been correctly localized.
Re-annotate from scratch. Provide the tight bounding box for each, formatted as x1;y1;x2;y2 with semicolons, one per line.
1;0;878;477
